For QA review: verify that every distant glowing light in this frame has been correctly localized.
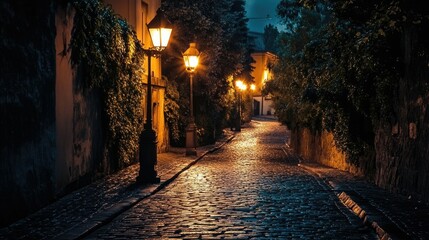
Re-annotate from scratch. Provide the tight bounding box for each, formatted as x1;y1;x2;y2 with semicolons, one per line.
236;80;247;91
250;84;256;91
263;69;269;82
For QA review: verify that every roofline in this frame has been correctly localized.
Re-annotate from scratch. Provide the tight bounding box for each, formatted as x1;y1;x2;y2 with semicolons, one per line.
251;51;278;58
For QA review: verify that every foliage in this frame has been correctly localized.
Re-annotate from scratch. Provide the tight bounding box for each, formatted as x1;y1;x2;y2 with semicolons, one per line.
263;24;280;54
161;0;253;145
267;0;429;163
69;0;145;168
164;77;183;144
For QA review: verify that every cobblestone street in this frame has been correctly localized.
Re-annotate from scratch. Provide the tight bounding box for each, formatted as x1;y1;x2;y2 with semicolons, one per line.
2;1;429;239
85;119;376;239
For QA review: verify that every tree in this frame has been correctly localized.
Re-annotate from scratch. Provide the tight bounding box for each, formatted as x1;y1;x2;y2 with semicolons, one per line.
267;0;425;164
161;0;253;145
263;24;279;53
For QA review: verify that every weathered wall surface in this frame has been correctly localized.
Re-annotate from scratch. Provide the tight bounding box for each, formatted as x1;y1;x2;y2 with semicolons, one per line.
374;23;429;201
1;1;111;226
55;7;106;195
290;129;362;175
55;6;75;193
1;1;172;226
291;22;429;202
0;0;56;226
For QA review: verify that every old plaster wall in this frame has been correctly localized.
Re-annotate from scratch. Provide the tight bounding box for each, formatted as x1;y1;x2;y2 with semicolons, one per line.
1;1;110;226
0;0;56;226
55;6;106;196
290;129;362;175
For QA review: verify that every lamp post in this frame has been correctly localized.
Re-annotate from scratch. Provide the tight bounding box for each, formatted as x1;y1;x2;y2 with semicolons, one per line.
182;43;200;156
137;9;172;184
250;84;256;116
235;80;247;132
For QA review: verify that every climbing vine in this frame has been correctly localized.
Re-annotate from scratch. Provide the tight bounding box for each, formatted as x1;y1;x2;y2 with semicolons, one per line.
267;0;426;163
164;77;182;143
68;0;145;167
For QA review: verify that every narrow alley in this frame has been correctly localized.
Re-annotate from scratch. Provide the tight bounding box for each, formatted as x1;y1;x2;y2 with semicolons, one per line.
85;119;376;239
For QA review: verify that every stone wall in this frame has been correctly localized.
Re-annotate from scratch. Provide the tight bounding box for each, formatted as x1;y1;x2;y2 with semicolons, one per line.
374;22;429;201
291;20;429;203
290;129;362;175
0;0;56;226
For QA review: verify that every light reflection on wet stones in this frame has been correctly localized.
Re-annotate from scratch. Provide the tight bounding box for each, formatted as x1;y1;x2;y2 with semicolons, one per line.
86;120;376;240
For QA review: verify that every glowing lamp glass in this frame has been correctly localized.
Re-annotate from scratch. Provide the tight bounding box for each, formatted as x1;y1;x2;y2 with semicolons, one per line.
183;43;200;72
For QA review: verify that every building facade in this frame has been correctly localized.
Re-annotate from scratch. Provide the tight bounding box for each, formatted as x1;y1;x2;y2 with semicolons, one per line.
251;51;277;116
55;0;169;195
0;0;169;226
104;0;168;152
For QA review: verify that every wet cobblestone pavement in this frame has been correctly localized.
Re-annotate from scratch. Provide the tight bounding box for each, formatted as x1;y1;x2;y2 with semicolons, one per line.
300;163;429;240
3;117;428;239
0;135;233;240
85;119;376;239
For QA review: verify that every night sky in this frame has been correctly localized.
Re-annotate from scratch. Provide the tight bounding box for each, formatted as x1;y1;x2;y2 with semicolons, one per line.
245;0;284;33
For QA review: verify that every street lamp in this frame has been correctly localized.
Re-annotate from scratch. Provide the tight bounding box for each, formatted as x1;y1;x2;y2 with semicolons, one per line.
250;84;256;91
137;9;172;184
235;80;247;132
182;43;200;156
250;84;256;116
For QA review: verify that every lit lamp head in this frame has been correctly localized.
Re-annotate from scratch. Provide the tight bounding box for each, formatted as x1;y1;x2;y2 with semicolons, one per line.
250;84;256;91
183;43;200;73
147;9;173;51
236;80;247;91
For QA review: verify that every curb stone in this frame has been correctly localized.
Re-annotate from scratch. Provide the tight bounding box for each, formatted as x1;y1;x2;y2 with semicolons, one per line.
298;163;400;240
337;191;391;240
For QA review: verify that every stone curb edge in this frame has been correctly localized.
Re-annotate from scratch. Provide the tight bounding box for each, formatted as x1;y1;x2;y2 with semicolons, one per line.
298;164;392;240
337;192;392;240
56;135;235;240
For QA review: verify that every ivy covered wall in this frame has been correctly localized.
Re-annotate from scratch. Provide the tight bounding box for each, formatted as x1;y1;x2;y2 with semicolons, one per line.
1;0;147;226
269;0;429;202
55;0;148;213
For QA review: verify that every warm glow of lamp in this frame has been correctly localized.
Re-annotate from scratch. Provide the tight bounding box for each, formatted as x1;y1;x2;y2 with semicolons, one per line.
236;80;247;91
263;69;269;83
183;43;200;72
182;42;200;156
250;84;256;91
137;8;173;184
147;9;173;51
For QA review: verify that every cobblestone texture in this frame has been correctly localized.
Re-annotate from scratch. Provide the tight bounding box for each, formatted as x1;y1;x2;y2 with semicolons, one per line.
300;163;429;240
2;117;428;240
85;119;376;239
0;133;233;240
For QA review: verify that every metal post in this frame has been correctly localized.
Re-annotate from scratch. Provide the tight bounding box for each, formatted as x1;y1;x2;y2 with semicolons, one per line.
185;73;197;156
237;90;242;132
137;51;160;184
190;73;194;122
